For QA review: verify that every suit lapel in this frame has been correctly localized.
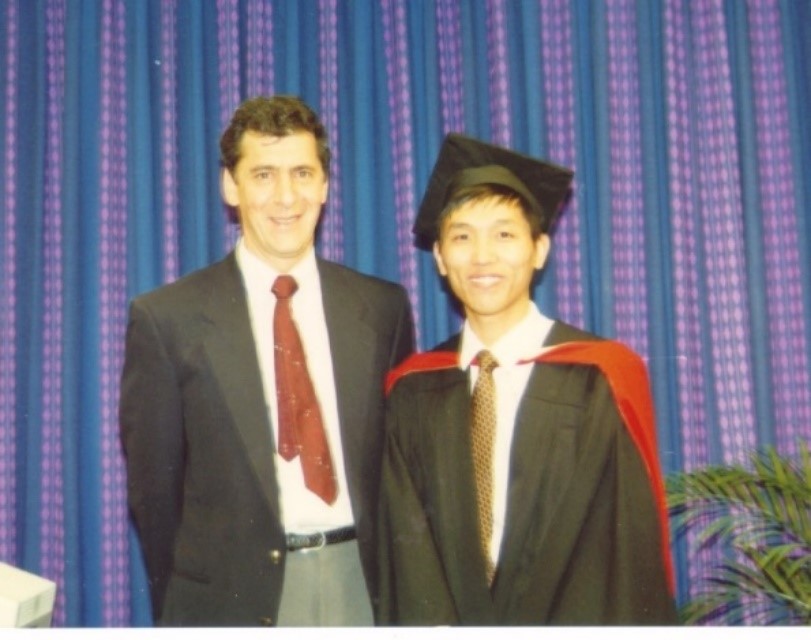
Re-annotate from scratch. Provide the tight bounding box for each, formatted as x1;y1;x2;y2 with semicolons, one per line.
492;364;578;608
495;322;617;619
317;262;378;508
200;254;281;517
492;322;583;612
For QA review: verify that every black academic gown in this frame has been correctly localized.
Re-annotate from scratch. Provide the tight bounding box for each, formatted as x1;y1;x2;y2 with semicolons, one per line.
378;322;677;625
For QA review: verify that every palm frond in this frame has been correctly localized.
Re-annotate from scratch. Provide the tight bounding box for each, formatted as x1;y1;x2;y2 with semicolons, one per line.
683;557;811;625
666;443;811;625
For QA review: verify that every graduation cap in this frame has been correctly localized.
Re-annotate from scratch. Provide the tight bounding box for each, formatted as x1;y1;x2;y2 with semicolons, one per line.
413;133;574;247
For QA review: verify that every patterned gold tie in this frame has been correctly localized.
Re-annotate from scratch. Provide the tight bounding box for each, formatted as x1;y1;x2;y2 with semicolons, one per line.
470;349;499;585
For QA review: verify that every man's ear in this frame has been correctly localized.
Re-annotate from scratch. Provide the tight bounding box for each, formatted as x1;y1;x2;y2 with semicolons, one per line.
221;168;239;207
432;241;448;277
534;233;551;270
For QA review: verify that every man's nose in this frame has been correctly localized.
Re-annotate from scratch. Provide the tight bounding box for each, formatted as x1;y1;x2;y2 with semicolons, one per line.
274;172;295;205
472;236;495;263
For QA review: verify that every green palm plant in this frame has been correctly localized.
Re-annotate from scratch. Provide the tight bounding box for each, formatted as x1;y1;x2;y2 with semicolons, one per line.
666;442;811;625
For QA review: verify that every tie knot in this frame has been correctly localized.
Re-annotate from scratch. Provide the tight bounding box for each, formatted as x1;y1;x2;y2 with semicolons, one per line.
476;350;499;373
272;275;298;300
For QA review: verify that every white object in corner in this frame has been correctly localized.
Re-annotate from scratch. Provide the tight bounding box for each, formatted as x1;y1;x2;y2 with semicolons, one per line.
0;562;57;627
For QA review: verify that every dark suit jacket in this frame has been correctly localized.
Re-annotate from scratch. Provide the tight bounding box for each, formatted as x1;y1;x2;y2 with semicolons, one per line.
120;252;414;626
378;322;677;625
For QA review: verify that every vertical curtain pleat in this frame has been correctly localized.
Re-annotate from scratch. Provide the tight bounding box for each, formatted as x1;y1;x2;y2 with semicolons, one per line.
780;0;811;447
1;0;20;568
97;0;130;625
17;0;48;596
381;0;421;339
540;0;585;328
422;0;465;345
60;0;86;625
605;0;649;357
246;0;274;97
2;0;810;625
635;0;682;473
158;0;180;284
694;1;758;463
40;0;67;626
578;0;615;333
216;0;242;255
486;0;511;147
317;0;343;262
664;0;733;603
337;1;375;270
747;0;811;456
176;2;219;275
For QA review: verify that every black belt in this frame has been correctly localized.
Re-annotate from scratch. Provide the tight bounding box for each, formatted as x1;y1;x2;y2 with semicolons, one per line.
286;526;356;551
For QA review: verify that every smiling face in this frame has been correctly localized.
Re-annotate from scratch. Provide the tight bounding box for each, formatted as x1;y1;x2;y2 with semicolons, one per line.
222;130;328;272
433;196;550;345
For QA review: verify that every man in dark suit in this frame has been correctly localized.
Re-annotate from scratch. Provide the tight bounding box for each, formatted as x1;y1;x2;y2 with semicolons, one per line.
378;134;677;625
120;95;414;626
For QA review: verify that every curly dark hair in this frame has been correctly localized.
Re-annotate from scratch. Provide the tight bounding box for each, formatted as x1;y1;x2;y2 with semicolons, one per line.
219;95;331;175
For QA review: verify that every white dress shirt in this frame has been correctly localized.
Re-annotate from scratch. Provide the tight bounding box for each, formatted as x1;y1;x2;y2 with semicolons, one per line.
236;239;354;533
458;303;554;566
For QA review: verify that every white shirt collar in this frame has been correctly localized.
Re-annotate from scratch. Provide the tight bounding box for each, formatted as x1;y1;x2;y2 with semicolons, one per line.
235;238;319;293
459;303;554;370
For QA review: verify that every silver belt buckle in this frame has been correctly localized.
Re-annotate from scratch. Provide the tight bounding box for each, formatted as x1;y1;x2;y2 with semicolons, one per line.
301;530;326;553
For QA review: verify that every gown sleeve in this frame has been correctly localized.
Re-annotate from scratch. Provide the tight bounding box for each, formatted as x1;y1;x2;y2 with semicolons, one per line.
377;383;459;626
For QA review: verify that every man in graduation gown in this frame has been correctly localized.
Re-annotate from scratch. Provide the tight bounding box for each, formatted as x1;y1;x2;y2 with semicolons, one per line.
377;134;678;625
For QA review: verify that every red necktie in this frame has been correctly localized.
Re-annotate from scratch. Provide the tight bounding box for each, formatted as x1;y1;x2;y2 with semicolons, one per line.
272;275;337;504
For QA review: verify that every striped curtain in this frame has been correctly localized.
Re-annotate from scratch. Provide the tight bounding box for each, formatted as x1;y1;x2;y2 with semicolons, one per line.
1;0;809;626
